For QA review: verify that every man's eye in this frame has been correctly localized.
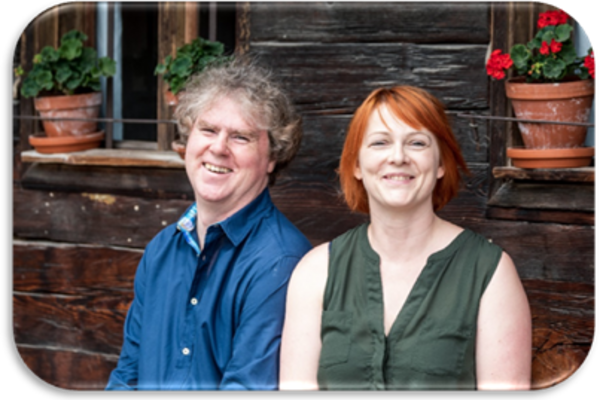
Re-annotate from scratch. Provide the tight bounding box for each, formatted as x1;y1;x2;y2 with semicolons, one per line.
233;135;250;143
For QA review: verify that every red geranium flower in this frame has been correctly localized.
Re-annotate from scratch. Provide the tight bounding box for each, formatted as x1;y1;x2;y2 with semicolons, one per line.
541;39;562;55
584;51;595;79
486;49;513;80
537;10;569;29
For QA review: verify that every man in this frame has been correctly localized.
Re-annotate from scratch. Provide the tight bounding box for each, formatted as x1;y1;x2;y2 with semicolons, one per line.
106;59;312;390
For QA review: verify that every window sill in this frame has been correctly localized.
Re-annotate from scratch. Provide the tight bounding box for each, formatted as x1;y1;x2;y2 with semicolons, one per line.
21;148;185;169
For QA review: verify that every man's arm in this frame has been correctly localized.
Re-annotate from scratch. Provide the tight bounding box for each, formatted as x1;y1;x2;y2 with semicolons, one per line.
105;255;147;390
218;255;303;390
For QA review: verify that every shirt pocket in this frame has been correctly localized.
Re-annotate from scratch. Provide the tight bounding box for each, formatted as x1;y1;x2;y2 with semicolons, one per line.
319;311;353;368
406;325;473;376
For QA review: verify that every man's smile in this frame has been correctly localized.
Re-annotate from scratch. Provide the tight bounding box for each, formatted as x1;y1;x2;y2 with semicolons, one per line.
203;162;233;174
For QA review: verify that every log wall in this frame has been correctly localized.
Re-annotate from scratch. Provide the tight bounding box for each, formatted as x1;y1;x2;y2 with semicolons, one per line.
13;1;594;391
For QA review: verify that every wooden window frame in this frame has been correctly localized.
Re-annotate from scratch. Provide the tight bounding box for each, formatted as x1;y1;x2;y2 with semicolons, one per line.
16;2;241;173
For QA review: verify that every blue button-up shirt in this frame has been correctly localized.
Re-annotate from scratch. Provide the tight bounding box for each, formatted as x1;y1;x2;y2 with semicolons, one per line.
106;189;312;390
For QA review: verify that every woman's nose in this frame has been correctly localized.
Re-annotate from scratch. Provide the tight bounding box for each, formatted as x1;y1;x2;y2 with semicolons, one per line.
388;142;407;164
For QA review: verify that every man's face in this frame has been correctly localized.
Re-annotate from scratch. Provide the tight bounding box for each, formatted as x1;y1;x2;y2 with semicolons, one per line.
185;96;275;217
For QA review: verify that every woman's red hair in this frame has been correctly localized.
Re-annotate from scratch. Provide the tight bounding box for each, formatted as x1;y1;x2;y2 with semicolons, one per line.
338;86;469;213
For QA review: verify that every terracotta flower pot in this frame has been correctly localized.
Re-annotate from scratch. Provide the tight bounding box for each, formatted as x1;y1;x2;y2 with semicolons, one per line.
505;78;594;149
165;90;180;106
507;147;594;169
34;92;102;137
29;131;105;154
171;138;186;160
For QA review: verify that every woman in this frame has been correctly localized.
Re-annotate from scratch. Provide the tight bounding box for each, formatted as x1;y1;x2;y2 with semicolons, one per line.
279;86;531;390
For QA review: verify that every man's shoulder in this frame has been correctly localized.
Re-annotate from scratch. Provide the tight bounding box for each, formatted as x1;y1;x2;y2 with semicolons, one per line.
256;207;312;257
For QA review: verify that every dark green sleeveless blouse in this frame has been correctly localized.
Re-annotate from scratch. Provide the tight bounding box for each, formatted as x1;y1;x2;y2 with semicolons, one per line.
317;223;502;390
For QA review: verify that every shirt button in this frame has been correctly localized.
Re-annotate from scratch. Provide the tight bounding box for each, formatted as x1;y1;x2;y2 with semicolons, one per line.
182;347;190;356
190;298;198;306
201;255;206;261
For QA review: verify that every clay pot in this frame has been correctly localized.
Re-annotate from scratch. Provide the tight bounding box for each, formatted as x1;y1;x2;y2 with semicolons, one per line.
505;78;594;149
165;90;180;106
34;92;102;137
29;131;105;154
171;139;186;160
507;147;594;169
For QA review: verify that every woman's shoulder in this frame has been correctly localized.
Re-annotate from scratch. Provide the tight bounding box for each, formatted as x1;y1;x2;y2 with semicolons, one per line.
292;242;330;279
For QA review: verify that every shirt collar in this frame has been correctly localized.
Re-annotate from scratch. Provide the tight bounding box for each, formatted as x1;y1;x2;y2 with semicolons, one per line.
176;188;273;249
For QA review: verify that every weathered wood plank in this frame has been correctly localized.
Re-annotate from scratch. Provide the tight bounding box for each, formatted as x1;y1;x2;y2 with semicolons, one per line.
461;219;594;283
17;345;117;390
486;207;594;226
249;2;490;44
487;181;594;211
13;186;192;248
14;292;130;354
251;43;489;112
492;166;595;182
294;114;489;179
13;240;141;294
21;163;194;200
14;161;489;248
13;278;594;390
21;148;185;168
524;279;594;389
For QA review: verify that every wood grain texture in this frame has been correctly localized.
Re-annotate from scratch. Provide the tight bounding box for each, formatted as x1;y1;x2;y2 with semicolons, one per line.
17;345;117;390
249;2;490;44
250;42;489;112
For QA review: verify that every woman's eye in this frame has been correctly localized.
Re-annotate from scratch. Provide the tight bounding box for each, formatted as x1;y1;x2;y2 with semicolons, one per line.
409;139;429;148
369;140;387;147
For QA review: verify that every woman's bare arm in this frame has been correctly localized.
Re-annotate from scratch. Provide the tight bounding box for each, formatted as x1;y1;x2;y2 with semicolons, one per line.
279;243;329;390
476;252;532;390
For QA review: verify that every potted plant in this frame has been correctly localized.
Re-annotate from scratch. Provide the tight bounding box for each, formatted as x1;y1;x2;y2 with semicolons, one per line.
155;36;229;104
16;29;116;153
486;8;595;168
154;36;230;158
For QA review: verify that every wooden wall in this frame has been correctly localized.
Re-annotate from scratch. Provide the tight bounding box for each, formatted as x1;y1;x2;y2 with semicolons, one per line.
13;1;594;390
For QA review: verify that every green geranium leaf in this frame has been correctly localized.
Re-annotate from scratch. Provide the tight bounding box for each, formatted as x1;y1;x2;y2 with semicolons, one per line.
99;57;117;76
555;24;573;42
170;56;193;77
88;80;101;92
39;46;59;63
20;78;41;98
558;42;578;65
542;58;566;79
55;64;73;84
540;29;555;44
62;29;87;43
66;73;84;91
154;63;166;75
203;41;224;55
60;38;83;61
527;37;541;50
35;70;53;89
510;44;531;71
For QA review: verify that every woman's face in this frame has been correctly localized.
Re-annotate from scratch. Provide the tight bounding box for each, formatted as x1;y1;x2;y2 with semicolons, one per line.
354;105;445;213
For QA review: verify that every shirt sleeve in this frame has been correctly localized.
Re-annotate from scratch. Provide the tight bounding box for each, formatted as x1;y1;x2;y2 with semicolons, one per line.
105;253;147;390
218;255;301;390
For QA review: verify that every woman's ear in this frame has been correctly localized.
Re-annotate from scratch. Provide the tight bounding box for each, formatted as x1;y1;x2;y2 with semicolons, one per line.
354;161;362;181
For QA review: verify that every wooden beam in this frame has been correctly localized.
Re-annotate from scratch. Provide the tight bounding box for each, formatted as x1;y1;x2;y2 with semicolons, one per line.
157;3;186;151
492;166;595;182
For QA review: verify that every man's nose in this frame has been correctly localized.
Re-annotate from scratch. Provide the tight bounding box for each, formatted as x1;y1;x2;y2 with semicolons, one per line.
210;131;229;154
